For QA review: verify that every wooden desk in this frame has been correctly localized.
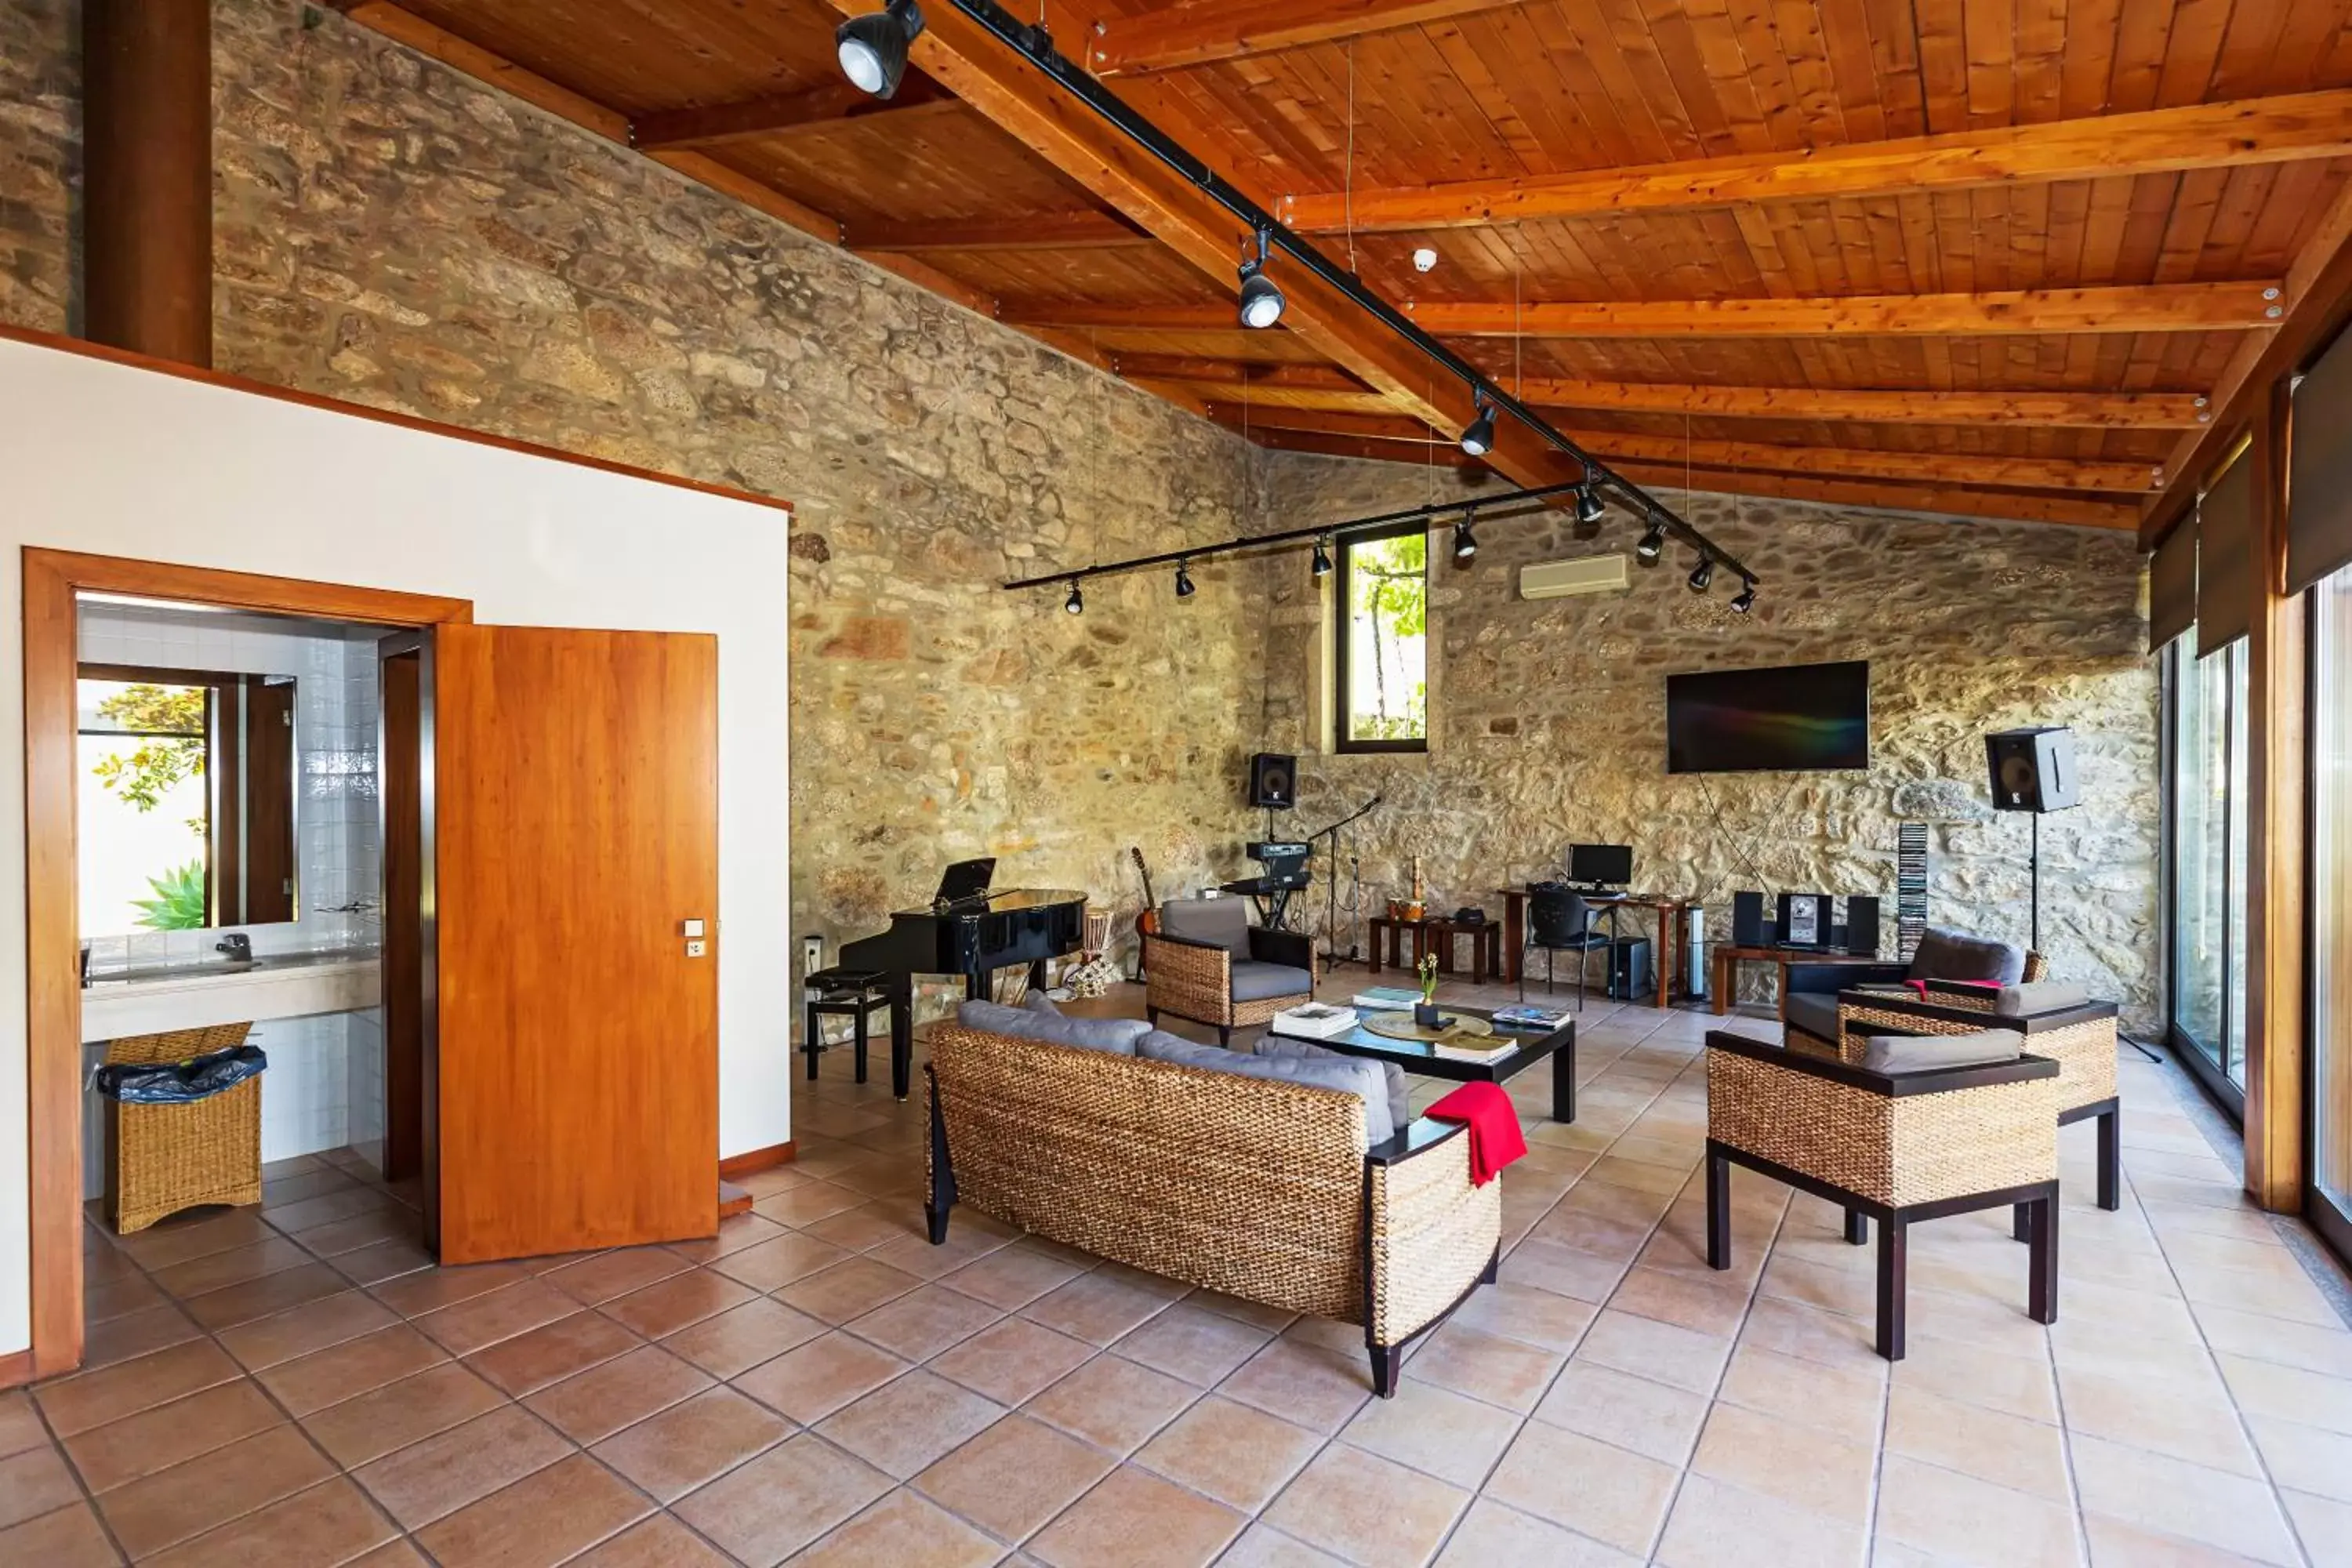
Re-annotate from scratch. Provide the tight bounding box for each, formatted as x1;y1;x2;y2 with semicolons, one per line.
1495;889;1699;1009
1711;946;1889;1018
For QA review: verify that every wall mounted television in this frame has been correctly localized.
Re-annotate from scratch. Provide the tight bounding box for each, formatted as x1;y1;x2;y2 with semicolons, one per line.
1665;660;1871;774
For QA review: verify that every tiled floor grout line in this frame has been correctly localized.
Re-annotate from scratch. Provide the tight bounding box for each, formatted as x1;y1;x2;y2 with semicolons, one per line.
2113;1055;2321;1568
1632;1051;1805;1568
23;1372;136;1564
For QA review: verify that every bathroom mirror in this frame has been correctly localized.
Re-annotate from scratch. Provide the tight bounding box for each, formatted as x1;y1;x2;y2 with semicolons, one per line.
78;664;299;937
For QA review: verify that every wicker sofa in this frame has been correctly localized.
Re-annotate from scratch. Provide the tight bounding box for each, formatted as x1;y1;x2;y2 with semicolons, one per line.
922;1018;1501;1396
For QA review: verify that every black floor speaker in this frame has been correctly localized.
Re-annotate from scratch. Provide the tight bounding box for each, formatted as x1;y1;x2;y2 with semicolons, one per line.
1985;727;2078;812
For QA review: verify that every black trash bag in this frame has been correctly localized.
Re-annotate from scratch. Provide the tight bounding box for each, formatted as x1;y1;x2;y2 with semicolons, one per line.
91;1044;267;1105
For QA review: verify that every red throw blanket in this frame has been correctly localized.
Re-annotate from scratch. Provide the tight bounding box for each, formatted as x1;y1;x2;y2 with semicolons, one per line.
1426;1082;1526;1187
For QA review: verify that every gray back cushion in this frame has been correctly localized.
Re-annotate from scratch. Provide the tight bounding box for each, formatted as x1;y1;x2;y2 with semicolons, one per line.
1138;1032;1395;1144
1158;898;1250;955
1860;1028;2023;1075
1254;1036;1410;1134
1992;981;2090;1017
1907;927;2027;985
956;1000;1148;1054
1023;991;1063;1016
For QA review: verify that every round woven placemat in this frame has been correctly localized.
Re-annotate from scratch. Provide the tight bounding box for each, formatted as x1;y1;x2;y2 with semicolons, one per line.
1361;1011;1497;1044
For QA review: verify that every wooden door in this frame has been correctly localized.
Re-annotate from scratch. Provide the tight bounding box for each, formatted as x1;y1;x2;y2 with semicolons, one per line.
431;626;720;1263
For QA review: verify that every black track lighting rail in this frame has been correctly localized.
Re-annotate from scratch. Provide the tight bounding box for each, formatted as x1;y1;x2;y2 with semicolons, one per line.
1001;481;1581;591
927;0;1759;592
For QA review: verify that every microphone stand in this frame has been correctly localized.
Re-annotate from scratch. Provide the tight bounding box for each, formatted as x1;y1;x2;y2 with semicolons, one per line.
1311;795;1382;968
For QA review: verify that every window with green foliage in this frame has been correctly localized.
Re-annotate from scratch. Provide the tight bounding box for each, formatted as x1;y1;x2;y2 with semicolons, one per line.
79;677;214;932
1334;524;1428;752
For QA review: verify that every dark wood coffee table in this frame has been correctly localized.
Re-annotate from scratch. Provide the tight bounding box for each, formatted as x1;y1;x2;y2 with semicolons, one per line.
1270;1005;1577;1123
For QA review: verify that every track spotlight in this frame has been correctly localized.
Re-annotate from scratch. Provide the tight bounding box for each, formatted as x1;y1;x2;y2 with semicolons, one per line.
1453;510;1478;563
1459;397;1496;458
1237;229;1285;329
1065;579;1083;615
1174;559;1196;598
1574;483;1606;525
1635;519;1667;563
836;0;924;98
1730;581;1756;614
1311;536;1332;578
1687;556;1715;593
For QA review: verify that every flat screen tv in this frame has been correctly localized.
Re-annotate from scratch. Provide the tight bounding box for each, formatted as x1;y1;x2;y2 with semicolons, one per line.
1666;660;1870;774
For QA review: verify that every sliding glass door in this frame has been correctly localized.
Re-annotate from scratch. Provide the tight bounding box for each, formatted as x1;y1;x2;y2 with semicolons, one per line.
2312;566;2352;1253
2166;626;2250;1109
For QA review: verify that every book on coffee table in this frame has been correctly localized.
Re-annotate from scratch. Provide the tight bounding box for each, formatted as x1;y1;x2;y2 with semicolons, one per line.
1492;1003;1573;1030
1434;1035;1520;1064
1351;986;1424;1010
1269;1003;1360;1040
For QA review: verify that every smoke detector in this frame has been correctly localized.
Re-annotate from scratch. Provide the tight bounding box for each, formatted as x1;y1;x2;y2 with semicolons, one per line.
1412;246;1439;273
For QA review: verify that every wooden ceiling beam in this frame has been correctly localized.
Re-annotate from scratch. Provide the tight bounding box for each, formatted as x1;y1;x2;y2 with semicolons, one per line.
817;0;1588;494
847;211;1156;252
1212;407;2163;493
1277;89;2352;233
1086;0;1527;78
1107;355;1367;391
1006;282;2281;337
1511;378;2208;430
630;77;957;151
1231;423;2139;529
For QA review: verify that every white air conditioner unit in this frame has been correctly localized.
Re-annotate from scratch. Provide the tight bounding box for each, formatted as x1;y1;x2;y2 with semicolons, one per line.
1519;554;1629;600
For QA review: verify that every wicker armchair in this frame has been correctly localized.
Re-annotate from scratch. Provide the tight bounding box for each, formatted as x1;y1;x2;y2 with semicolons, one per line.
924;1023;1500;1396
1781;925;2046;1051
1705;1029;2060;1360
1145;898;1316;1045
1822;982;2122;1228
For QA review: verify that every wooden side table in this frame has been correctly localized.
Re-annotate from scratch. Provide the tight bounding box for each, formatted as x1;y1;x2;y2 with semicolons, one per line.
1711;947;1891;1018
1428;918;1502;983
1367;916;1436;972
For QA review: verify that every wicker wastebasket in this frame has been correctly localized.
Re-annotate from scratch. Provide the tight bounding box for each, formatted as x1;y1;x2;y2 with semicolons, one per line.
103;1022;263;1234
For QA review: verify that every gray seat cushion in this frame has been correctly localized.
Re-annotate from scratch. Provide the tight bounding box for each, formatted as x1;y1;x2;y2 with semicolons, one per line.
1782;990;1842;1044
1907;927;2027;985
1227;960;1312;1003
1992;980;2091;1016
956;1000;1148;1054
1138;1031;1395;1144
1860;1028;2023;1075
1254;1036;1411;1133
1158;897;1250;955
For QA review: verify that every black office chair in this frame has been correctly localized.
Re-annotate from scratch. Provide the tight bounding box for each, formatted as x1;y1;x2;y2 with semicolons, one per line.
1523;884;1610;1007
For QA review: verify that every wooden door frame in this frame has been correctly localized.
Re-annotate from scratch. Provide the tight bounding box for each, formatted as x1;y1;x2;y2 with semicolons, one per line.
22;547;472;1380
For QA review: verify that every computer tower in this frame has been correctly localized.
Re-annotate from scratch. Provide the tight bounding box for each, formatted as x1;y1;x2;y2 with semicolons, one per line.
1731;891;1769;948
1845;896;1882;957
1606;937;1652;1000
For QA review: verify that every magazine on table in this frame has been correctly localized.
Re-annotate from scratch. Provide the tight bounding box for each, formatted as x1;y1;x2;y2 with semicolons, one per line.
1350;986;1424;1011
1491;1003;1573;1031
1433;1036;1520;1064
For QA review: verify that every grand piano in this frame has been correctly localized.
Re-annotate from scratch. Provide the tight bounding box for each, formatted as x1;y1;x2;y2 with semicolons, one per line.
837;858;1086;1097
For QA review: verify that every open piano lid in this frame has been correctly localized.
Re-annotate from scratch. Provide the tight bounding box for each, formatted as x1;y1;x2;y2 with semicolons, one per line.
931;857;996;910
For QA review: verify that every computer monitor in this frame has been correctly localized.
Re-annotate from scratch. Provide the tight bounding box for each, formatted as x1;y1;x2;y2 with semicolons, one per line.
1568;844;1633;888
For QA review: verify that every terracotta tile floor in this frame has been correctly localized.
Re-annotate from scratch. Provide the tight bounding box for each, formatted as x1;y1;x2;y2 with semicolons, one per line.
9;981;2352;1565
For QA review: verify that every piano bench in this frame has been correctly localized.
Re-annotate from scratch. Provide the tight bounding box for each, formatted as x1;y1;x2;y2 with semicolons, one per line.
804;968;897;1090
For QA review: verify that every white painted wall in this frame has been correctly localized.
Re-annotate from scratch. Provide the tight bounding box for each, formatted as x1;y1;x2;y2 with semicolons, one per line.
0;336;794;1356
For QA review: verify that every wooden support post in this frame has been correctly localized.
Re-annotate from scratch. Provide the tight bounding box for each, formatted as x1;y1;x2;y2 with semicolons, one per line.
83;0;212;367
2245;378;2308;1210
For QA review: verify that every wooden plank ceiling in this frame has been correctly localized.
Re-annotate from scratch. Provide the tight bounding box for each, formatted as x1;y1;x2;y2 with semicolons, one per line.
334;0;2352;531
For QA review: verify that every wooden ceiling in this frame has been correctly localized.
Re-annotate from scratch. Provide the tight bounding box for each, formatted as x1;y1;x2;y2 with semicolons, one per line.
332;0;2352;532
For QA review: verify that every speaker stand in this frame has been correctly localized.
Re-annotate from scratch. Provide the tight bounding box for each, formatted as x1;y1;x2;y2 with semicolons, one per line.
2029;811;2042;955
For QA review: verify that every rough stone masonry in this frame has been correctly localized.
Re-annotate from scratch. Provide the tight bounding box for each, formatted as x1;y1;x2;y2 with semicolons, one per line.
0;0;2160;1031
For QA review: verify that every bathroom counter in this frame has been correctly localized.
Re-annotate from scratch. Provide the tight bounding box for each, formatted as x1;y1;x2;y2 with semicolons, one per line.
82;949;382;1043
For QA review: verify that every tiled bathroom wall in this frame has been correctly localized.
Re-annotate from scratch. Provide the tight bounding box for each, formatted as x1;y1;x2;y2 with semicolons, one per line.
77;599;387;1193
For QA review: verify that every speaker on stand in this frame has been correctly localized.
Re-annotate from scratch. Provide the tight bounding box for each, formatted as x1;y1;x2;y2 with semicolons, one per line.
1984;727;2077;955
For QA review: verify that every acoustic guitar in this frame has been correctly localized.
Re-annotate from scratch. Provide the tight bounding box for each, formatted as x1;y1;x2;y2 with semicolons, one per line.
1130;845;1158;980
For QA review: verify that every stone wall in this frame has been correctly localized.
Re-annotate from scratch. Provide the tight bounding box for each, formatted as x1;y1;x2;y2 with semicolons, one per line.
0;0;1269;982
1254;455;2162;1030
